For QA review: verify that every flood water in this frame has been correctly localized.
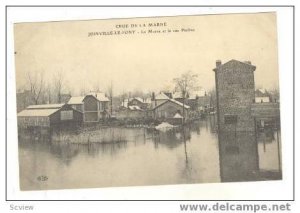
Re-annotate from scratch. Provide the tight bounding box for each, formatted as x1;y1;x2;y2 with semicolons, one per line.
18;116;282;190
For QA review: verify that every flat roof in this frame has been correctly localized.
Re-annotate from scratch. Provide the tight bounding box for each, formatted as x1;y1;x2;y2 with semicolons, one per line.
18;108;60;117
68;96;85;105
27;104;64;109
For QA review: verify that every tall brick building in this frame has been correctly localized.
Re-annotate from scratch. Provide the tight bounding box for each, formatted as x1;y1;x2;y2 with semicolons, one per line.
213;59;256;132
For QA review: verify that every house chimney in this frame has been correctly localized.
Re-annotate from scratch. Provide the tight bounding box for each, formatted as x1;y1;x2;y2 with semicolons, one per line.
244;61;251;65
152;92;155;101
216;60;222;67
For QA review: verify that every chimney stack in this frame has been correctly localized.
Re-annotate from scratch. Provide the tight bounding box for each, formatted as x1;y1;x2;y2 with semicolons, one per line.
152;92;155;101
216;60;222;68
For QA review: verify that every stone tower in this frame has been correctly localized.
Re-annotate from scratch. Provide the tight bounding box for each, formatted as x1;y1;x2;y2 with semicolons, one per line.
213;59;256;132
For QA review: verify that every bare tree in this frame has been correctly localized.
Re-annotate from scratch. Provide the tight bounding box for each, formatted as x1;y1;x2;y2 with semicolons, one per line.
44;82;53;104
26;70;45;105
53;71;64;103
119;90;128;108
107;81;113;116
173;71;198;123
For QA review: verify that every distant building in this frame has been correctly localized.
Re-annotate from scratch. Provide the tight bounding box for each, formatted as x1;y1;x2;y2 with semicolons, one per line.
68;92;110;123
174;90;210;111
152;99;190;122
151;92;170;108
17;104;83;128
116;105;145;120
213;59;256;132
197;95;211;112
88;91;110;115
127;97;151;110
269;90;280;103
172;92;185;105
255;89;270;103
82;95;101;122
16;90;35;112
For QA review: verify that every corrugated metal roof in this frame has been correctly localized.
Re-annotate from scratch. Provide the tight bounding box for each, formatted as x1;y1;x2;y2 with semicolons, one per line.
68;96;85;104
27;104;64;109
18;108;60;117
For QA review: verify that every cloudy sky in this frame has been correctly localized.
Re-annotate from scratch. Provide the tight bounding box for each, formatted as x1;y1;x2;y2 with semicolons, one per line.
14;12;279;95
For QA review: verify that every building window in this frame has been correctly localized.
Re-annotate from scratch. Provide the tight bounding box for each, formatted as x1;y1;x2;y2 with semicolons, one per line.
61;110;73;120
224;115;238;124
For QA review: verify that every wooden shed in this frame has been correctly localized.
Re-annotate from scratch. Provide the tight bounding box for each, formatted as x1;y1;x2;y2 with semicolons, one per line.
17;104;83;128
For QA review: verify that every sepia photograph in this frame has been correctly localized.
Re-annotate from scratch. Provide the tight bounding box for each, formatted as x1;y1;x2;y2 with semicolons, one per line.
14;12;282;191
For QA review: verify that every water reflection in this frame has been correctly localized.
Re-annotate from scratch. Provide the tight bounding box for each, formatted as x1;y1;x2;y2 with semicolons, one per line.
18;116;281;190
218;127;281;182
218;131;259;182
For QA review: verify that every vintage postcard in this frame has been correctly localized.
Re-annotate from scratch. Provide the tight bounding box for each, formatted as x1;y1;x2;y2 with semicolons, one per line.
14;12;282;191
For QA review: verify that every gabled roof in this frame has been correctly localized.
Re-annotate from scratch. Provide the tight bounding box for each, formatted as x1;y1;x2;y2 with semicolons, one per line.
153;99;190;110
18;108;60;117
173;113;183;118
131;97;144;103
27;104;64;109
255;89;270;97
88;92;110;102
155;92;170;100
213;59;256;71
68;96;85;105
258;88;266;94
131;97;151;104
83;94;100;102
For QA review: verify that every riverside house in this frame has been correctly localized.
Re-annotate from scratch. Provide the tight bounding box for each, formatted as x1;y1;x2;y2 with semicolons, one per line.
68;92;110;123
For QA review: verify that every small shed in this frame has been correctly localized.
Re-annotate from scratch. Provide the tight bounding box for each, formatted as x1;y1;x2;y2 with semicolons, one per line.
17;104;83;128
